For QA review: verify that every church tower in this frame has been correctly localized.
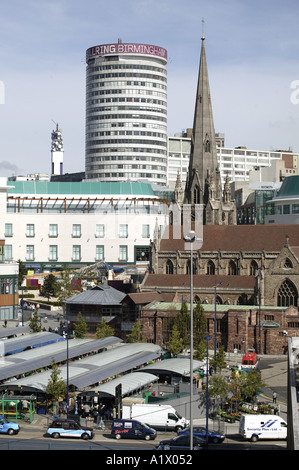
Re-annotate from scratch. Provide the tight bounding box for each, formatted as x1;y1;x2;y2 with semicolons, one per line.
184;35;236;225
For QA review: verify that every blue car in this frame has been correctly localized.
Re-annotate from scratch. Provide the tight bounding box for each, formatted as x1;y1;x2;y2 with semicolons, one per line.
0;416;20;435
178;426;225;443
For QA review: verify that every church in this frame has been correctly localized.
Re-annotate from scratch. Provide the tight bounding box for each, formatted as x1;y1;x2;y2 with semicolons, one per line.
139;36;299;355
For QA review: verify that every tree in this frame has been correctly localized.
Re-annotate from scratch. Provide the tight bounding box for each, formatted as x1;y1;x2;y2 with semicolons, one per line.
57;267;82;308
28;309;42;332
167;324;183;356
96;318;114;339
126;319;143;343
194;339;207;361
46;359;67;401
74;312;88;338
174;301;207;351
210;345;227;373
40;274;59;301
17;259;26;288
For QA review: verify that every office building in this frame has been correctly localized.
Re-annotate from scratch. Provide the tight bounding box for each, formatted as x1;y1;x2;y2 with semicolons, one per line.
85;40;168;185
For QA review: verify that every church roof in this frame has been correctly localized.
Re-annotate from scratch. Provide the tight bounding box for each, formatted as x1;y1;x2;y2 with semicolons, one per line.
159;224;299;252
143;274;256;290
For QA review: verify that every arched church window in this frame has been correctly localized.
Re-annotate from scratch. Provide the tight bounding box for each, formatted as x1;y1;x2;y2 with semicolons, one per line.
250;260;258;276
166;260;174;275
277;279;298;307
228;260;237;275
206;260;215;275
284;258;293;269
216;295;223;304
205;140;210;152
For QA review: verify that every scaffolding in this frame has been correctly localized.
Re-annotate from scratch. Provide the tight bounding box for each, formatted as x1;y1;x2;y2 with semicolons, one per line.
0;394;36;423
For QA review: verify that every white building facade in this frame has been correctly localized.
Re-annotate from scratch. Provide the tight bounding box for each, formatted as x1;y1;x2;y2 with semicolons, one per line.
85;41;168;185
1;179;169;273
167;134;298;188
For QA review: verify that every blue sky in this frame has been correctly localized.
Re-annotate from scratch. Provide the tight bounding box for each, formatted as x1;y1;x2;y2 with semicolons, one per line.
0;0;299;177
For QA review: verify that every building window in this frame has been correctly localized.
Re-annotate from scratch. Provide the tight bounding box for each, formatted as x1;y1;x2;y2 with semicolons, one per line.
228;260;237;275
206;260;215;275
72;245;81;261
96;245;104;261
250;260;258;276
26;245;34;261
277;279;298;307
166;259;174;274
49;245;58;261
284;258;293;269
4;224;13;237
119;245;128;261
4;245;12;261
95;224;105;238
136;246;150;262
49;224;58;237
26;224;35;237
292;204;299;214
142;224;150;238
119;224;128;238
72;224;81;238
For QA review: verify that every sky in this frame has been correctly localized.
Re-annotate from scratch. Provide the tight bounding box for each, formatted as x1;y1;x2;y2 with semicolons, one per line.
1;0;299;177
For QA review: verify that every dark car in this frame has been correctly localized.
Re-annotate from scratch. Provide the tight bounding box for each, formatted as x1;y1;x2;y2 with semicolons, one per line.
178;426;225;443
46;418;94;440
156;434;206;450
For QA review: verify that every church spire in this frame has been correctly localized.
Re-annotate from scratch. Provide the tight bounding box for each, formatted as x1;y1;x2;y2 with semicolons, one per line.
184;36;218;207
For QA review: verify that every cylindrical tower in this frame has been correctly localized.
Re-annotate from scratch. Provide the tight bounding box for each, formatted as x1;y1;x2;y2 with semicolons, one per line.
85;40;168;185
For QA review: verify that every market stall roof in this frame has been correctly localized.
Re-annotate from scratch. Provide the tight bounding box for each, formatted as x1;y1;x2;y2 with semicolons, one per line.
0;336;122;382
81;372;158;398
139;357;206;377
0;326;30;339
0;331;65;355
0;343;162;394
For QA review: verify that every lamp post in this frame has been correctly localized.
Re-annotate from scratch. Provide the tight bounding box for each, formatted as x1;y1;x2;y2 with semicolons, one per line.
205;334;212;448
214;280;223;357
183;230;196;451
258;271;262;355
64;320;69;418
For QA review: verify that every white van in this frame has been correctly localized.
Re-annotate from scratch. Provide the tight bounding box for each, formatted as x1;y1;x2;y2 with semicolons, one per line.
239;414;287;442
122;404;189;432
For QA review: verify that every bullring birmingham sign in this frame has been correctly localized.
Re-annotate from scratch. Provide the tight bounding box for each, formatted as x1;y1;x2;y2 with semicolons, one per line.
86;43;167;61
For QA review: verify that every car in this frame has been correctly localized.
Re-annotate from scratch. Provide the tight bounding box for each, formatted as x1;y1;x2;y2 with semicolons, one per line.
0;415;20;435
178;426;225;443
155;434;206;450
46;418;94;440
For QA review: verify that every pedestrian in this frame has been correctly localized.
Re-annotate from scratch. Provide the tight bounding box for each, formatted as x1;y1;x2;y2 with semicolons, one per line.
273;391;277;403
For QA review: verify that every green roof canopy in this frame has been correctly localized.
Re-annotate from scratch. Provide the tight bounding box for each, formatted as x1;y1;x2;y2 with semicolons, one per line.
7;181;156;197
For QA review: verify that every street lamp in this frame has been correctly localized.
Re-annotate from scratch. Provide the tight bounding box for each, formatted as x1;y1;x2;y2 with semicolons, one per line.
214;280;223;357
63;320;70;418
257;270;262;355
184;230;201;450
204;334;212;448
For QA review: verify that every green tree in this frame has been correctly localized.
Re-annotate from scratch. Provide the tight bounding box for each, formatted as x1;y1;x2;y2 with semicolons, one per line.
28;309;42;332
46;359;67;401
167;324;183;356
40;274;59;300
57;267;82;307
96;318;114;339
193;302;207;347
126;319;143;343
241;369;265;402
74;312;88;338
194;339;207;361
210;345;227;373
17;259;26;288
